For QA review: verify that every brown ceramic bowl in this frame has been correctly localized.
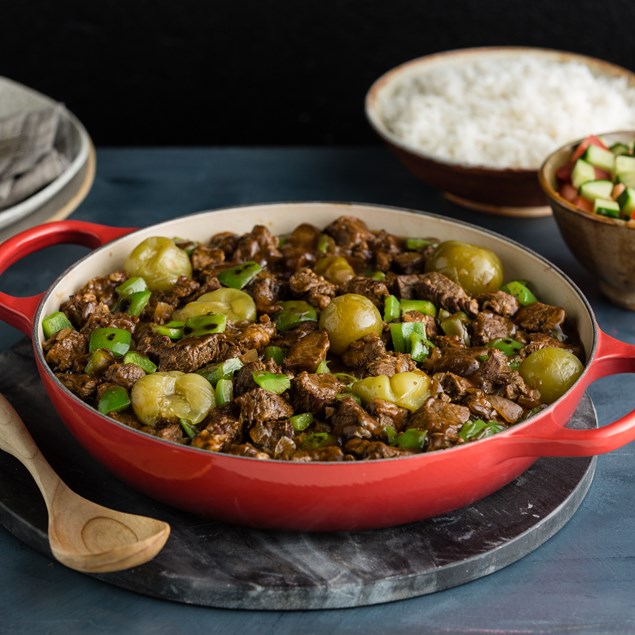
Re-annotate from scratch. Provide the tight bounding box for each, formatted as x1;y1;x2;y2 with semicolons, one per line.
365;47;635;218
539;131;635;310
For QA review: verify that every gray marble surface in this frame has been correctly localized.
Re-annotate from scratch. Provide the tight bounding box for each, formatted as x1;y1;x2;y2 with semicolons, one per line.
0;147;634;633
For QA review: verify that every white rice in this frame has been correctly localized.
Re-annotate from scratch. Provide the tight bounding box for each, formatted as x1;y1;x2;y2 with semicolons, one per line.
379;55;635;170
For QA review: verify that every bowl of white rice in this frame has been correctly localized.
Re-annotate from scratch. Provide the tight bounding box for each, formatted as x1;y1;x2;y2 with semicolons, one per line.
366;47;635;217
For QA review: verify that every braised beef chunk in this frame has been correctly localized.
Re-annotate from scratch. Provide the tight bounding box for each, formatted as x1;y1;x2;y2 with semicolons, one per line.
288;268;336;309
44;328;88;372
515;302;566;332
158;334;237;373
478;290;520;317
366;399;409;432
233;224;281;265
192;405;243;452
345;438;414;460
410;398;471;451
291;372;342;413
343;276;390;307
331;396;382;439
235;388;294;427
470;311;516;346
341;333;386;369
44;214;585;461
102;363;146;390
415;272;479;317
324;215;375;262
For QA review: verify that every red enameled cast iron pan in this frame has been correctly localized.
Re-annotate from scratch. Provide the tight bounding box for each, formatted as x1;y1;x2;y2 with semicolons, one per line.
0;202;634;531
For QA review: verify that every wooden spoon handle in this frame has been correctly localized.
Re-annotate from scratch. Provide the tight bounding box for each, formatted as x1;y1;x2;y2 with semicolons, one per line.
0;394;62;510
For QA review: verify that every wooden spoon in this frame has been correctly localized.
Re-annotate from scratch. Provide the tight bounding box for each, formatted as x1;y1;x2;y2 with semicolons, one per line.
0;394;170;573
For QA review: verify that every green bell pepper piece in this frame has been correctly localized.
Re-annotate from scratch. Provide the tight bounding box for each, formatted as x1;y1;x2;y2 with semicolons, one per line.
183;313;227;337
500;280;538;306
263;345;285;364
197;357;244;385
383;295;401;322
84;349;114;376
252;371;290;394
122;350;157;374
290;412;314;432
273;300;317;332
152;321;185;340
116;276;148;297
400;299;437;317
89;327;132;357
42;311;74;339
391;428;427;450
217;261;262;289
487;337;524;357
98;385;130;414
301;431;335;450
405;238;437;251
179;418;198;440
214;377;234;406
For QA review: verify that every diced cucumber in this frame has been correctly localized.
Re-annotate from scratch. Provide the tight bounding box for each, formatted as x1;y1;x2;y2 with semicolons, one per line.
593;197;620;218
618;172;635;189
583;144;615;173
578;179;613;201
617;187;635;219
610;142;631;156
614;154;635;177
571;159;596;189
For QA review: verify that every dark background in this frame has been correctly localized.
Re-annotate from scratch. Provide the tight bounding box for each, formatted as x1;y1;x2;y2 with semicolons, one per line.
2;0;635;146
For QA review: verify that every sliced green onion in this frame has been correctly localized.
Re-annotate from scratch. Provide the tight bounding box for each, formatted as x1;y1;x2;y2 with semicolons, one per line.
89;327;132;357
217;261;262;289
42;311;74;339
179;418;198;440
98;385;130;414
215;377;234;406
123;350;157;373
290;412;314;432
405;238;437;251
252;371;290;394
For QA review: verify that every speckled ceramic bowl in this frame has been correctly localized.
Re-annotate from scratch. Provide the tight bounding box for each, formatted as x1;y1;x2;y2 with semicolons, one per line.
365;47;635;218
539;131;635;311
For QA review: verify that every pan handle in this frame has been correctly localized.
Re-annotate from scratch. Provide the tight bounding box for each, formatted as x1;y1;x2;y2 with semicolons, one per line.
0;220;135;336
496;329;635;458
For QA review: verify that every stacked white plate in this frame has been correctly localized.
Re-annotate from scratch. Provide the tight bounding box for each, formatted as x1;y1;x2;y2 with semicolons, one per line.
0;77;94;241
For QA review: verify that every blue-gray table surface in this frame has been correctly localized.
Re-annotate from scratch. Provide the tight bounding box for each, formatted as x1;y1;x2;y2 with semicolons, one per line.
0;147;633;635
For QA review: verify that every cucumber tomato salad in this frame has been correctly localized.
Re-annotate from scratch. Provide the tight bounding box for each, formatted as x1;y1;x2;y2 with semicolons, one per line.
555;135;635;220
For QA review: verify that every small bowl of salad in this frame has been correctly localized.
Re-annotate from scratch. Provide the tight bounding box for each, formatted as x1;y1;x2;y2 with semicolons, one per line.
539;131;635;310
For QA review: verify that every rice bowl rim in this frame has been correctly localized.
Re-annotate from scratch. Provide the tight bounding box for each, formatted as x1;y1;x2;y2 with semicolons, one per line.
365;46;635;174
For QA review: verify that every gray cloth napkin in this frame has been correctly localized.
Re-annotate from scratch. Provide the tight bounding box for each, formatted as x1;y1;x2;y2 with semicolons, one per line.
0;103;71;210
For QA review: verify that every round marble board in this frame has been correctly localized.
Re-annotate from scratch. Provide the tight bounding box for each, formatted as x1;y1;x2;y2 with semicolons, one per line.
0;339;596;610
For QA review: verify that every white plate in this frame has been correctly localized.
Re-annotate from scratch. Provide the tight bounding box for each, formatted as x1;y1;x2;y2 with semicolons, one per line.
0;76;92;232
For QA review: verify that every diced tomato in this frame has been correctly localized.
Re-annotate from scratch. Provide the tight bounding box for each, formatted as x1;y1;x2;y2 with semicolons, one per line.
570;135;609;164
594;167;612;181
559;183;578;203
574;196;594;213
556;164;572;182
